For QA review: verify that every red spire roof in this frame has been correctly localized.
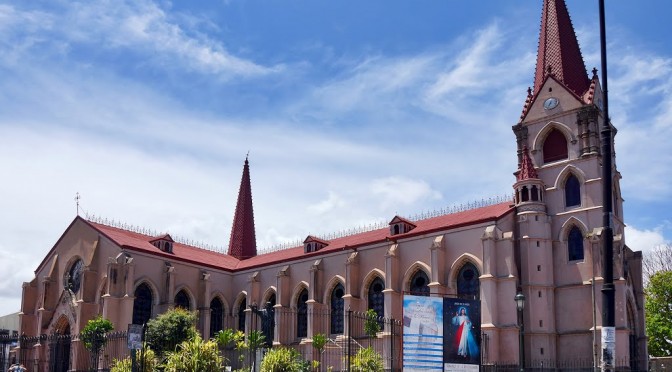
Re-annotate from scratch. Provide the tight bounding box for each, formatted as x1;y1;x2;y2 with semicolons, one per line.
227;157;257;259
517;146;538;181
533;0;590;98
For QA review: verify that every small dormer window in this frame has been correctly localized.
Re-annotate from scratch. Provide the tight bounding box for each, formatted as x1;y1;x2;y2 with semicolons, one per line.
303;236;329;253
389;216;416;236
150;234;175;253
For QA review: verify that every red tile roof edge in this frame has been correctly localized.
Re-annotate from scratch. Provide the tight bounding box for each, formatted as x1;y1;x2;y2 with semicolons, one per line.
35;202;515;275
34;216;85;274
235;203;515;271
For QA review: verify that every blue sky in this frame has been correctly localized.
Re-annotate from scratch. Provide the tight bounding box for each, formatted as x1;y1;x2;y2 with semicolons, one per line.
0;1;670;316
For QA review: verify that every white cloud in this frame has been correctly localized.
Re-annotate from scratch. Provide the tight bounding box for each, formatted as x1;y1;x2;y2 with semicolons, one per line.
371;177;442;210
626;225;671;254
308;191;346;215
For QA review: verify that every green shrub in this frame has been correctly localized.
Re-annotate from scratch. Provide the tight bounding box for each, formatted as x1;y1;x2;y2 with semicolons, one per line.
81;316;114;353
81;316;114;371
350;347;383;372
164;335;223;372
110;347;157;372
260;347;307;372
214;328;245;350
145;307;197;357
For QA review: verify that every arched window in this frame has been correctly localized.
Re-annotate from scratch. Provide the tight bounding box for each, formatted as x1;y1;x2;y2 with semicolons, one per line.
367;277;385;319
238;298;247;332
409;270;430;296
174;290;190;310
133;283;153;325
543;129;568;163
261;294;276;346
457;263;480;299
210;298;224;337
330;283;345;334
565;174;581;207
297;289;309;338
66;259;84;293
568;226;584;261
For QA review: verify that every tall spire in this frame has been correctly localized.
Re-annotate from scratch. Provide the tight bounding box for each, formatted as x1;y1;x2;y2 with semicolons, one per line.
228;156;257;260
533;0;590;97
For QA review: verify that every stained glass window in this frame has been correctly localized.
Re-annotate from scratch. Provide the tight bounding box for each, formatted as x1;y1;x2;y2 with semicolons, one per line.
457;263;480;299
132;283;153;325
330;283;344;334
174;290;190;310
568;226;584;261
210;298;224;336
297;289;308;338
368;277;385;319
410;270;430;296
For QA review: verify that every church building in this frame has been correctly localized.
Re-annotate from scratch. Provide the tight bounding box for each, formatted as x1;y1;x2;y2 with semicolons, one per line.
19;0;646;369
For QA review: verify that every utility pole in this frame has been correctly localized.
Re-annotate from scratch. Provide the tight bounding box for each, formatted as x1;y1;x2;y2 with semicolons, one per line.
598;0;615;370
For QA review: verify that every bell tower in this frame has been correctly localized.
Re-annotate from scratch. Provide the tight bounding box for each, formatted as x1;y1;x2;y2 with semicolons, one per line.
511;0;628;364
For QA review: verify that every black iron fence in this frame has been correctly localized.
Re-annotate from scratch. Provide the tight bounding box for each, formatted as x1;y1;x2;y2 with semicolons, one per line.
1;310;649;372
1;332;128;372
482;358;650;372
222;308;403;372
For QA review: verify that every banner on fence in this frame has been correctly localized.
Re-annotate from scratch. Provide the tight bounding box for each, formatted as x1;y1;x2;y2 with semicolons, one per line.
402;295;481;372
402;295;444;371
443;298;480;371
127;324;143;350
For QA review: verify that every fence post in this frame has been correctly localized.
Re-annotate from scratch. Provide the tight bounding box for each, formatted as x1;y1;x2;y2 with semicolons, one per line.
390;318;394;372
347;309;351;372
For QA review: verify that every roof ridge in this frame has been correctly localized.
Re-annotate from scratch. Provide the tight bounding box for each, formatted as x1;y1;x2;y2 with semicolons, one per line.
257;193;513;255
87;193;514;258
85;214;227;254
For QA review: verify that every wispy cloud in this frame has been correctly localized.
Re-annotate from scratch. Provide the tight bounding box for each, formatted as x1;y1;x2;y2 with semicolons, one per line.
0;1;279;78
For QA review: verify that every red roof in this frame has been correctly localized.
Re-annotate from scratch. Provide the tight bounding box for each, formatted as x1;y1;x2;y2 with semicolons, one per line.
533;0;590;98
227;157;258;260
78;202;513;272
516;146;538;181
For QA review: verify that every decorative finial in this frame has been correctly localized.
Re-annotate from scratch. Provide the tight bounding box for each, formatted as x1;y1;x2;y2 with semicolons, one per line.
527;87;532;96
245;151;250;164
75;192;81;216
592;67;598;78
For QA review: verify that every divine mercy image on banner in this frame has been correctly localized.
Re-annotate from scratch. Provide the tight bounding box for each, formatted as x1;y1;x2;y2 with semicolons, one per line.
443;298;481;371
402;295;445;371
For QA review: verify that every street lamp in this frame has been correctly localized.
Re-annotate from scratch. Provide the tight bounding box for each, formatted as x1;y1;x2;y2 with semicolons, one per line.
515;291;526;372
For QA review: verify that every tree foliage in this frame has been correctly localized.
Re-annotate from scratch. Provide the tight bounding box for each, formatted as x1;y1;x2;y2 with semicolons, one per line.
645;270;672;356
364;309;381;340
145;307;198;357
80;316;114;353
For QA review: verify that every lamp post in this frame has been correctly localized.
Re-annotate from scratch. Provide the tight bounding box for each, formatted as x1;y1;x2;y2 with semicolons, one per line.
515;291;526;372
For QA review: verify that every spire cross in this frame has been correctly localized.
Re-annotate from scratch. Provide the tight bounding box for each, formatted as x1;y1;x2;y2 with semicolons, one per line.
75;192;81;216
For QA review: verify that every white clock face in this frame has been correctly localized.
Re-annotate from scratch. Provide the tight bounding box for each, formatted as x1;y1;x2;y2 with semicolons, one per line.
544;97;559;110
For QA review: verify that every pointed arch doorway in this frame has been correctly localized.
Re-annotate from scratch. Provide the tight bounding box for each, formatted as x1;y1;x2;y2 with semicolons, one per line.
50;316;71;372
